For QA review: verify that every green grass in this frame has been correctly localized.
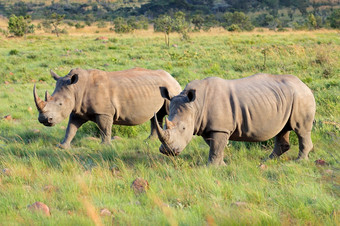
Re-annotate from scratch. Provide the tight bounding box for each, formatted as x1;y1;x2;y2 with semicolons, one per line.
0;31;339;225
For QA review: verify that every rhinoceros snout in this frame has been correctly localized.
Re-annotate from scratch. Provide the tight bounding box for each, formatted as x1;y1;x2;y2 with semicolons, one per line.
159;145;180;156
38;115;54;127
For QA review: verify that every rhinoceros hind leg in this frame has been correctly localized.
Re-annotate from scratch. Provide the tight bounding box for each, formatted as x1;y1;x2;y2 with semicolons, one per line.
296;131;313;160
269;130;290;159
207;132;229;166
149;105;167;139
96;115;113;144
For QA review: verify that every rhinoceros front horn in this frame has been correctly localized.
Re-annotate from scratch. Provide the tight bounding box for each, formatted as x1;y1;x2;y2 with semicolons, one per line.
154;113;168;144
33;84;46;112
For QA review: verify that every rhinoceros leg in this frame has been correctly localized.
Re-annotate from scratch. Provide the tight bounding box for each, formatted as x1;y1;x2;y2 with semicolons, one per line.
149;104;167;139
60;113;87;149
95;115;113;144
206;132;229;166
269;130;291;159
296;131;313;160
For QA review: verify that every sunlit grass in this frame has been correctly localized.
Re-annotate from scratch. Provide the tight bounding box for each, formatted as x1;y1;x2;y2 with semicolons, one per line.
0;30;339;225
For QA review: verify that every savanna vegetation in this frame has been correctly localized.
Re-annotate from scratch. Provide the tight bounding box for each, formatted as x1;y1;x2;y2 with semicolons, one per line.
0;27;339;224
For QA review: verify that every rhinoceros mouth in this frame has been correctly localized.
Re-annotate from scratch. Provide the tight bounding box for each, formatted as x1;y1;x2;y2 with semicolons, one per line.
159;145;180;156
42;122;55;127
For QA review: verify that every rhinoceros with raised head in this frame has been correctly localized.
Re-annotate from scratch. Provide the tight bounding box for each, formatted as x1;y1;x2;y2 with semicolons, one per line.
33;68;182;148
155;74;316;165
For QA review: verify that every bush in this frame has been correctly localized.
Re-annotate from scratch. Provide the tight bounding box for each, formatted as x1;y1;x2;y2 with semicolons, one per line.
227;24;241;32
8;14;34;37
75;22;85;29
113;17;133;33
328;9;340;29
223;12;254;31
9;49;19;55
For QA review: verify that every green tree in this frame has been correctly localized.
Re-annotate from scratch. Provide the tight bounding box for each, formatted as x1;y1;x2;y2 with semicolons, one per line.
173;11;190;40
307;14;317;30
154;15;173;47
191;14;204;31
328;9;340;29
8;14;34;37
223;12;254;31
43;13;65;37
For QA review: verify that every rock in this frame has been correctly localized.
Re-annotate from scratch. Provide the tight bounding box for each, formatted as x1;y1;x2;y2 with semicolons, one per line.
131;178;149;194
259;164;267;170
215;180;221;186
28;107;33;112
33;129;40;133
27;202;50;216
100;208;111;216
2;168;11;176
4;81;10;85
315;159;327;166
325;169;333;174
95;36;108;40
231;201;248;207
3;115;12;121
43;185;56;193
172;44;178;48
113;136;122;140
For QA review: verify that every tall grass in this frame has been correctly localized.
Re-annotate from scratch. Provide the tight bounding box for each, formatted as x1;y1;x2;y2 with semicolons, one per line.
0;30;339;225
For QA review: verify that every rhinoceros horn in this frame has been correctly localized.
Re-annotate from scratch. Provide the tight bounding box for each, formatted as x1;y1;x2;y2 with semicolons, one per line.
165;117;175;129
45;90;53;101
50;70;61;80
33;84;46;112
154;113;169;143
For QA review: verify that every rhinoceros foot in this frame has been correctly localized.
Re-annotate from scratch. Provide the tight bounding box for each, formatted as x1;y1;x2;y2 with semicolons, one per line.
57;143;71;149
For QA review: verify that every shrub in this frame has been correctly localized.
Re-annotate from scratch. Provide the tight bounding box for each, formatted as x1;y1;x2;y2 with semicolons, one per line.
223;12;254;31
227;24;241;32
328;9;340;29
9;49;19;55
8;14;34;37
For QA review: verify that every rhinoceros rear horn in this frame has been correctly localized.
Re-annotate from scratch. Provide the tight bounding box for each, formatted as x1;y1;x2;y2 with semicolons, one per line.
50;70;61;80
154;113;168;143
45;90;53;101
33;84;46;112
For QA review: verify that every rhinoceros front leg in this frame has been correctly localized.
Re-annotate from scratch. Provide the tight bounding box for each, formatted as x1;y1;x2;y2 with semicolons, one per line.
95;114;113;144
60;113;87;149
206;132;229;166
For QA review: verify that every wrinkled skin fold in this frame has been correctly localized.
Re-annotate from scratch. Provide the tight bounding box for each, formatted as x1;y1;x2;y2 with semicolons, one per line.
33;68;182;148
155;73;316;166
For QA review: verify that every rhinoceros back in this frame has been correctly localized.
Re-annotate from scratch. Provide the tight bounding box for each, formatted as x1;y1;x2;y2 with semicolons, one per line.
190;74;315;142
76;68;181;125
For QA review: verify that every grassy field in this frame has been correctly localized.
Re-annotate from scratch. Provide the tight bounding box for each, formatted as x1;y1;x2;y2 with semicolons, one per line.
0;29;339;225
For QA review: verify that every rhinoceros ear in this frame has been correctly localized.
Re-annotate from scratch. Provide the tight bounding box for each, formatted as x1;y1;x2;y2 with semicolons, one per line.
70;74;78;85
160;87;172;101
50;70;61;81
187;89;196;102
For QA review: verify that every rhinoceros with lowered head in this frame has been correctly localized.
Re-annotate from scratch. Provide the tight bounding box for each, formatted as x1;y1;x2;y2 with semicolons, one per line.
155;73;316;165
33;68;182;148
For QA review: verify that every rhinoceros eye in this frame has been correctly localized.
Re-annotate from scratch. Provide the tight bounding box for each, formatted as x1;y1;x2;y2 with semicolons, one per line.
59;103;63;106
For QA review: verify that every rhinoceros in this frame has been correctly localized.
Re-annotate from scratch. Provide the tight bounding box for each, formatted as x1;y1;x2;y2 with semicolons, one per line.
33;68;182;148
154;74;316;165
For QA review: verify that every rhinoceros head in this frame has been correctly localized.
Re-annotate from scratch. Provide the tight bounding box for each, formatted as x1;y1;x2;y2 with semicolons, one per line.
155;87;196;156
33;70;78;126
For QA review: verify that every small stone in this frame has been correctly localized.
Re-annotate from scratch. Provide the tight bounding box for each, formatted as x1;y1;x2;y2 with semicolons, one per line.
131;178;149;194
2;168;11;176
95;36;108;40
232;201;248;207
103;63;109;67
113;136;122;140
325;169;333;174
259;164;267;170
100;208;111;216
33;129;40;133
315;159;327;166
43;185;56;193
215;180;221;186
28;107;33;112
172;44;178;48
3;115;12;121
27;202;50;216
23;185;32;190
